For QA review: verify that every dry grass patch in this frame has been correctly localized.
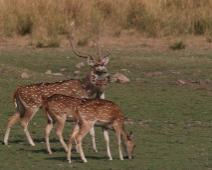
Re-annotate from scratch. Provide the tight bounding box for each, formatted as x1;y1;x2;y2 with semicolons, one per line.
1;0;212;46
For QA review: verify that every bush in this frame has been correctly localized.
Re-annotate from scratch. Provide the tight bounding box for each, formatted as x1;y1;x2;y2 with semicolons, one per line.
170;40;185;50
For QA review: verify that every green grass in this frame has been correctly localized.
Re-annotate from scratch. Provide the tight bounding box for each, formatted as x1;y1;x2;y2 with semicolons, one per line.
1;48;212;169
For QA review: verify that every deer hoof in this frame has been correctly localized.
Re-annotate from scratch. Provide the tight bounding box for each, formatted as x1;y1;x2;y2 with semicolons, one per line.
2;141;7;145
83;158;87;163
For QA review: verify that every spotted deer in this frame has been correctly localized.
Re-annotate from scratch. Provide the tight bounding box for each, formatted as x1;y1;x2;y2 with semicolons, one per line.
94;75;111;99
3;26;110;146
67;99;135;163
42;77;111;154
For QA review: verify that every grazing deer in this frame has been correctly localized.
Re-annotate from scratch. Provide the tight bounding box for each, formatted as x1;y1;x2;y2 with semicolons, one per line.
3;26;110;146
42;77;111;154
67;99;135;163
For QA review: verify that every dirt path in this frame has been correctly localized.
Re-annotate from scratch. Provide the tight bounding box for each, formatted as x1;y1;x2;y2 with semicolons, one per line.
1;34;212;52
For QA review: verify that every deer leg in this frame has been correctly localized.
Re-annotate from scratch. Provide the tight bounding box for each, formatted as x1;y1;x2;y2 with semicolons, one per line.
115;129;123;160
75;138;79;153
20;108;39;146
45;120;54;154
67;123;80;163
3;112;21;145
76;123;94;163
55;117;68;152
89;127;98;152
102;128;112;160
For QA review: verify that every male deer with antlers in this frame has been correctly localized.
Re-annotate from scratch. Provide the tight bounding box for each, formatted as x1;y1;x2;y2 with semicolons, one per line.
42;76;111;154
3;24;110;146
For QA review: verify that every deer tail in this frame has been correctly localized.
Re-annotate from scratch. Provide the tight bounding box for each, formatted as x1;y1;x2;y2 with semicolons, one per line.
41;101;52;124
12;89;18;108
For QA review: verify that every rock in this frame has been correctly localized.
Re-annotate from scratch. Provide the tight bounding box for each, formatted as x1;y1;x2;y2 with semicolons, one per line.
147;72;163;77
74;71;80;77
191;79;210;85
205;79;210;84
45;70;52;75
20;73;30;78
178;80;186;85
110;77;118;83
60;68;65;71
120;69;128;72
51;73;63;76
175;80;186;85
75;62;84;69
113;72;130;83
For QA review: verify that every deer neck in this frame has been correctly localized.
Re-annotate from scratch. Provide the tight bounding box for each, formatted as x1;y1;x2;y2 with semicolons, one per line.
120;128;131;157
80;70;98;97
95;91;105;99
90;68;104;79
96;74;103;80
120;128;128;142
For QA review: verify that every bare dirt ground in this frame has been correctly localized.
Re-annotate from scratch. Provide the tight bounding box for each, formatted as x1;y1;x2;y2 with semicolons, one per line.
1;32;212;52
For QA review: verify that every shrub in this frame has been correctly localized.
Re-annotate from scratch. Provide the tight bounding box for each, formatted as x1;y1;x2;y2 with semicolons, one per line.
206;36;212;43
170;40;185;50
17;15;33;35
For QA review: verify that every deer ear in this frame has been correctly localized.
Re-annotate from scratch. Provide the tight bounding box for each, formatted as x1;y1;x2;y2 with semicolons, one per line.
102;56;109;65
87;57;95;66
128;131;133;140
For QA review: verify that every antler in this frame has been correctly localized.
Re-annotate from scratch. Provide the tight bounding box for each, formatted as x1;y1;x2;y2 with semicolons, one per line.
89;23;111;59
89;23;101;58
69;22;94;60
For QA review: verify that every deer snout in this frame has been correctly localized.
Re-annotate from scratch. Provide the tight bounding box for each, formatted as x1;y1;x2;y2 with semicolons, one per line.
128;155;134;159
103;68;108;73
98;89;104;93
95;66;108;75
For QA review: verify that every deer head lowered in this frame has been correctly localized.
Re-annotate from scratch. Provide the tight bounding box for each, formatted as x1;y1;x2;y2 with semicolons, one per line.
3;25;110;146
67;98;135;163
41;77;110;154
42;93;135;161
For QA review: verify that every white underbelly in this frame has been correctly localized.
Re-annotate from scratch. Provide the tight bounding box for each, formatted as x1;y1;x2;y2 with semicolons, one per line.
66;116;75;122
95;120;113;129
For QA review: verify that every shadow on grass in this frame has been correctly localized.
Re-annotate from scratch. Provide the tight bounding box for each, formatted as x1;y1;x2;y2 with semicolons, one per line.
1;139;24;145
44;155;80;162
1;138;65;145
33;138;63;143
28;148;66;154
44;155;109;162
